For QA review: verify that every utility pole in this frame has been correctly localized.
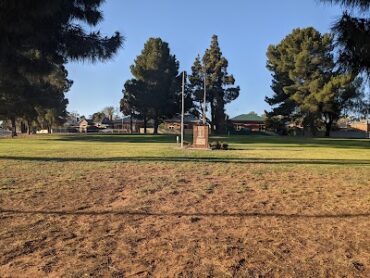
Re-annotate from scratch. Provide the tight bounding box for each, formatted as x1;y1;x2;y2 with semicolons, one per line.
203;71;207;125
181;71;185;148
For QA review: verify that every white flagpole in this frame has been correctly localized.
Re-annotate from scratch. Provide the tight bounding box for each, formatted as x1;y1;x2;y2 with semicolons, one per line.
181;71;185;148
203;71;206;125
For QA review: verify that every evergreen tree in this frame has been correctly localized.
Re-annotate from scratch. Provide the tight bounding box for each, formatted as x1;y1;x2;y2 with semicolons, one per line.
321;0;370;75
189;35;240;133
189;56;205;116
91;112;106;124
265;55;297;133
266;27;358;136
174;72;199;118
34;64;72;134
122;38;182;134
0;62;71;136
121;79;150;133
341;77;370;119
0;0;123;136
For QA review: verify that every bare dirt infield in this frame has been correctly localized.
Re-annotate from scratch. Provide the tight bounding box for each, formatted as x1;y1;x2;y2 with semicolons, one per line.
0;161;369;277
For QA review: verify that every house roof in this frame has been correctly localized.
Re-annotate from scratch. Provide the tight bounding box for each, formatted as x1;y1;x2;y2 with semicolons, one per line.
164;114;199;123
230;113;265;122
113;116;144;124
79;119;95;125
101;117;112;124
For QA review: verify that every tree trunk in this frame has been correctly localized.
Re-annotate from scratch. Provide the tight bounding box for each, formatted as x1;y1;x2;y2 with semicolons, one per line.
210;98;215;133
215;97;226;134
325;115;333;137
143;115;147;134
130;113;133;134
310;120;317;137
27;120;32;135
153;121;158;134
11;117;17;138
153;111;159;135
305;114;316;137
325;122;332;137
20;121;27;133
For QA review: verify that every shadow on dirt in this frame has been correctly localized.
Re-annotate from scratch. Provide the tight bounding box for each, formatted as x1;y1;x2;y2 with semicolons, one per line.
1;208;369;219
0;155;369;166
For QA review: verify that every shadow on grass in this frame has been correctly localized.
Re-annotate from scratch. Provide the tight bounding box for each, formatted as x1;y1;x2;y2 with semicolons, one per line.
0;208;369;219
1;155;370;166
48;134;370;149
224;136;370;149
54;134;179;143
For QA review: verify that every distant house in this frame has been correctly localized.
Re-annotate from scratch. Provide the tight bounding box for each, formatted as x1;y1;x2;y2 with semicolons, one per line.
350;120;370;133
163;114;199;131
112;117;145;133
229;112;266;131
97;117;113;129
79;119;98;133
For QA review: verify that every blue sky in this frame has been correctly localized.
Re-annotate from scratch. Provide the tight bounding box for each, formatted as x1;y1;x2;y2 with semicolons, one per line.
66;0;343;118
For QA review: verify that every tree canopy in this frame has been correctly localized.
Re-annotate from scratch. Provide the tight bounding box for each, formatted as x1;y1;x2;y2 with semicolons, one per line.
321;0;370;75
266;27;359;136
121;38;192;134
189;35;240;133
0;0;123;136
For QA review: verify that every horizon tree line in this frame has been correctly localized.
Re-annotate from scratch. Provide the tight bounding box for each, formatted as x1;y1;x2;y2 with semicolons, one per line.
1;0;370;137
0;0;123;137
265;0;370;136
120;35;240;134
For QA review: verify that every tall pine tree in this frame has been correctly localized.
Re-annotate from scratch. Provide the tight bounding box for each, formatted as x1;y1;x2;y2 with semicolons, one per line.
189;35;240;133
321;0;370;75
266;27;358;136
121;79;151;133
121;38;183;134
0;0;123;136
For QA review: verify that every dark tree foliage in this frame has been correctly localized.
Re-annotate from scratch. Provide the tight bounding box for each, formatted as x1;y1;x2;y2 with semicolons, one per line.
0;0;123;136
121;38;192;134
121;79;151;133
33;65;72;134
174;72;199;118
321;0;370;75
0;0;123;67
189;35;240;134
0;62;72;136
91;112;106;124
322;0;370;10
189;56;206;115
265;59;297;131
130;38;180;134
266;27;358;136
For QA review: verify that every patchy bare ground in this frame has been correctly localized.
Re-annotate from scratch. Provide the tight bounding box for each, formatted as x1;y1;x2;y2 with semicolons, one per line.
0;161;369;277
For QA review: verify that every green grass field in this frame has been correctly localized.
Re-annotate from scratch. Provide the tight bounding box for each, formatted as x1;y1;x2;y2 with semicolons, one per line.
1;134;369;163
0;134;369;277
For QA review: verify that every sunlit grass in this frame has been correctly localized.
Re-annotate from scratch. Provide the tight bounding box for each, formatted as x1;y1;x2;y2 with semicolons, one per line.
0;134;369;163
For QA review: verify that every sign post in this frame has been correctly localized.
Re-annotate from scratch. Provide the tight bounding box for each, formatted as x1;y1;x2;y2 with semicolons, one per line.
181;71;185;148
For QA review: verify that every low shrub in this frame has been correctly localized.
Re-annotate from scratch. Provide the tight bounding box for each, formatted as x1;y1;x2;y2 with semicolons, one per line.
210;141;228;150
210;141;221;150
